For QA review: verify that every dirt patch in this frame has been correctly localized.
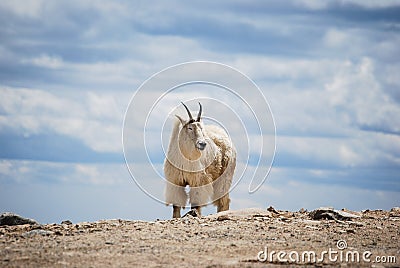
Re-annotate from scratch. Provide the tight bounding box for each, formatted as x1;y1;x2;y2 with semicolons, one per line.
1;208;399;267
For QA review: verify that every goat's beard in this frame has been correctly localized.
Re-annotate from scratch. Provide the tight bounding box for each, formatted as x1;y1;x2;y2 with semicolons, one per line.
178;141;202;161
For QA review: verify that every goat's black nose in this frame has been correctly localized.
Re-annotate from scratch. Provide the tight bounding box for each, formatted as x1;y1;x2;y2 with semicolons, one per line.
197;141;207;151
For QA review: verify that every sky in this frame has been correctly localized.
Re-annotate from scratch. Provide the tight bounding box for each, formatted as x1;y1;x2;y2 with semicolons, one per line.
0;0;399;224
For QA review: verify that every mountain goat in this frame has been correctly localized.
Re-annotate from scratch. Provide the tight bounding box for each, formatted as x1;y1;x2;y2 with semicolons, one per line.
164;102;236;218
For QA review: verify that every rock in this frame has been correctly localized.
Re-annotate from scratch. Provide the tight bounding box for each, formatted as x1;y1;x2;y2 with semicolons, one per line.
0;212;39;226
267;206;280;214
299;208;307;213
22;229;54;237
278;216;291;222
182;209;200;218
216;215;230;221
206;208;272;221
300;219;321;225
61;220;73;225
309;207;360;221
389;207;400;217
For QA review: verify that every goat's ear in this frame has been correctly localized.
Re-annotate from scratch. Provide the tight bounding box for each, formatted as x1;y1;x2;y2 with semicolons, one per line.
175;115;185;125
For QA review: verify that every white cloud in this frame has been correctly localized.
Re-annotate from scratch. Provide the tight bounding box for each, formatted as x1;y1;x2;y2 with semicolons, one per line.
340;0;400;8
278;131;400;169
0;159;128;185
325;57;400;134
233;180;282;197
294;0;400;9
87;91;121;121
0;160;13;176
241;57;400;172
0;0;45;18
73;163;126;185
294;0;330;10
231;198;263;209
22;54;64;69
320;26;400;62
262;57;400;138
323;28;349;48
0;86;125;153
231;56;343;81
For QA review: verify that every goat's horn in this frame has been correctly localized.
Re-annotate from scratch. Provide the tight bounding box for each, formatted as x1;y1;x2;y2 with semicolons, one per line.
181;102;193;121
197;102;202;122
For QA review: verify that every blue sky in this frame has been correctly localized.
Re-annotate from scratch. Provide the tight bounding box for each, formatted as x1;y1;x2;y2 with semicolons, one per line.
1;0;400;223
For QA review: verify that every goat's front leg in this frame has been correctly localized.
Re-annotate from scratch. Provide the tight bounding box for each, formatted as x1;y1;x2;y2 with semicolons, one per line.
173;205;181;218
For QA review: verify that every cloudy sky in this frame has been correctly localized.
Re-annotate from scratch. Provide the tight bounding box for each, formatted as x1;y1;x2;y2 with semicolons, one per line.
1;0;399;223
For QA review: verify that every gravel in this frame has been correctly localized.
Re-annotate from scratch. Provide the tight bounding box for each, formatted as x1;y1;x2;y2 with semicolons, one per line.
1;207;399;267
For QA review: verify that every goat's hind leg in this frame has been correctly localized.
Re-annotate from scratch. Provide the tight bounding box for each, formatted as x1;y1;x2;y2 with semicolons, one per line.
215;194;230;212
212;176;231;212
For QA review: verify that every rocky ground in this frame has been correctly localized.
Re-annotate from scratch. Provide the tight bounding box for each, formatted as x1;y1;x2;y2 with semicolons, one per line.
1;207;399;267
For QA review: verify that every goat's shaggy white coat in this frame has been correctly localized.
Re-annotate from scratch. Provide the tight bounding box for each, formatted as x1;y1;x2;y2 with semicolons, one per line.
164;109;236;218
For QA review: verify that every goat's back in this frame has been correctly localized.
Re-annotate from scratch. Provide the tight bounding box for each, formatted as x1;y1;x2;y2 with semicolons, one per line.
205;125;236;180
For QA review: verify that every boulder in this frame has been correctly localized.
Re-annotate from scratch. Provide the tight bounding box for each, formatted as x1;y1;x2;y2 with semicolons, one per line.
0;212;39;226
309;207;360;221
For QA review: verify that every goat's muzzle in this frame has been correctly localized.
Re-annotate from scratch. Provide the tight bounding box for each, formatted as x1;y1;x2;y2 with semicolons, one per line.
196;141;207;151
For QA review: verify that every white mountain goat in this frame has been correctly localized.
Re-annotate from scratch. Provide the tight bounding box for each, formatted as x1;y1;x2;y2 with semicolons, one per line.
164;102;236;218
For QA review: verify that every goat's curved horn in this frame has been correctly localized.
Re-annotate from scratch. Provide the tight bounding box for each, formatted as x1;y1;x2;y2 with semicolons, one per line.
181;102;193;121
197;102;202;122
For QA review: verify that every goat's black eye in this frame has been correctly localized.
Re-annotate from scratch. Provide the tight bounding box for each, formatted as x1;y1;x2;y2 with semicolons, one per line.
188;127;193;131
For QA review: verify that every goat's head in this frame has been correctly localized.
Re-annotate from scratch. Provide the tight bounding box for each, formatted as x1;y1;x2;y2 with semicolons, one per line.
176;102;208;160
